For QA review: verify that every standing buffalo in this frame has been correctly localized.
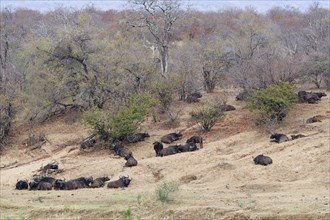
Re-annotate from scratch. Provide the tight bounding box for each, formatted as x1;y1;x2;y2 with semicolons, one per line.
124;155;138;167
160;131;182;144
186;135;203;148
107;176;131;188
91;176;110;188
153;141;164;156
15;180;29;190
253;154;273;166
270;133;289;143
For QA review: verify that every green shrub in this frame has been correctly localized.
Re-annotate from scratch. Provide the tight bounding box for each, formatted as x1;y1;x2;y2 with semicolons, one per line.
121;208;133;220
82;92;157;142
152;80;174;113
155;181;179;203
190;106;223;131
247;82;297;122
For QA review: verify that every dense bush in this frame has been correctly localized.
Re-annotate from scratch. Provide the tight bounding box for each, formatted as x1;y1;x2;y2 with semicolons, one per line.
83;92;157;142
247;82;297;122
190;106;224;131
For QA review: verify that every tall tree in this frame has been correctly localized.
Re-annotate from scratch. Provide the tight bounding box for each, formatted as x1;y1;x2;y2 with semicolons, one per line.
127;0;183;78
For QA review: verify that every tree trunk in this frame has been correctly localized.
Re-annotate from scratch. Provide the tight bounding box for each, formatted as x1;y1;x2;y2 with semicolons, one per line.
158;45;168;78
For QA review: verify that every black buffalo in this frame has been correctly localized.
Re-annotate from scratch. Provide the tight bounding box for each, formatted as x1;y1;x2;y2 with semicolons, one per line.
235;91;250;101
186;135;203;148
159;145;179;157
153;141;164;156
186;92;202;103
270;133;289;143
70;176;93;188
15;180;28;190
124;155;138;167
107;176;131;188
253;154;272;166
178;142;198;152
112;144;133;158
298;91;321;104
306;115;322;124
291;134;306;140
219;104;236;112
160;131;182;144
80;138;96;149
119;132;150;143
91;177;110;188
43;163;58;171
29;180;52;190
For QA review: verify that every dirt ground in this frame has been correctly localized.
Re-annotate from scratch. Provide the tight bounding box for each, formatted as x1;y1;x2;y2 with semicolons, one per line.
0;89;329;220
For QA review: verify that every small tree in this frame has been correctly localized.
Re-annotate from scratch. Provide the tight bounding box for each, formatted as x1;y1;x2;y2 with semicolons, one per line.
247;82;297;129
83;92;157;142
190;106;223;131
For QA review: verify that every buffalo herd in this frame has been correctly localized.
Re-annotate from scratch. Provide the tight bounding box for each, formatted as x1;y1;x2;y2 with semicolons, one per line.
16;89;327;191
16;175;131;190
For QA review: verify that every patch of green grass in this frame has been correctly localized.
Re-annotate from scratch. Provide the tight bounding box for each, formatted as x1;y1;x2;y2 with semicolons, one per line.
155;181;179;203
121;208;133;220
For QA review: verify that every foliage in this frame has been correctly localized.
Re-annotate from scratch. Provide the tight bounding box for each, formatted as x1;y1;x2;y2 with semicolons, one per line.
83;92;157;142
247;82;297;122
155;181;179;203
152;80;175;113
121;208;133;220
304;59;330;88
190;106;223;131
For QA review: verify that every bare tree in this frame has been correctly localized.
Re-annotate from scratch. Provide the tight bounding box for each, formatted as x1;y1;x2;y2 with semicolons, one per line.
127;0;183;78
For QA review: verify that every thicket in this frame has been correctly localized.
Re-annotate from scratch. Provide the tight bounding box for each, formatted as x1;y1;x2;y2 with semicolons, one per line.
247;82;297;123
190;106;224;131
82;92;157;143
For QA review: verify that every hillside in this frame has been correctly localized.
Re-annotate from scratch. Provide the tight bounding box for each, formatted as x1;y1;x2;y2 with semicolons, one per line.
0;89;329;220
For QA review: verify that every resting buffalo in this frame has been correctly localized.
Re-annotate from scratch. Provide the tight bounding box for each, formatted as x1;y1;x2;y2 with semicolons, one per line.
112;144;132;158
33;176;58;187
159;145;179;157
43;163;58;171
186;135;203;148
119;132;150;143
186;92;202;103
160;131;182;144
71;176;93;188
29;180;52;190
219;104;236;112
124;155;138;167
16;180;28;190
253;154;272;166
291;134;306;140
235;91;250;101
306;115;322;124
298;91;322;104
54;179;78;190
270;133;289;143
107;176;131;188
178;142;198;152
80;138;96;149
91;177;110;188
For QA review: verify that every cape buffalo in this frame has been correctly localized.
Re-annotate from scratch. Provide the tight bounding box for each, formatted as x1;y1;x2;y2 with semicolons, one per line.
219;104;236;112
80;138;96;149
112;144;132;158
159;145;179;157
15;180;28;190
178;142;198;152
298;91;321;104
235;91;250;101
306;115;322;124
124;155;138;167
107;176;131;188
119;132;150;143
186;135;203;148
91;177;110;188
153;141;164;156
54;179;78;190
291;134;306;140
186;92;202;103
160;131;182;144
270;133;289;143
253;154;272;166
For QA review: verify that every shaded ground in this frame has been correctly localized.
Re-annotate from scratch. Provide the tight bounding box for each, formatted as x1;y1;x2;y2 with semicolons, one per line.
0;89;329;220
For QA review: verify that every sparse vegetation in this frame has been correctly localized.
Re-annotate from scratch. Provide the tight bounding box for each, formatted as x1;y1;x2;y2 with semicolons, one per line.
155;181;179;203
121;208;133;220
